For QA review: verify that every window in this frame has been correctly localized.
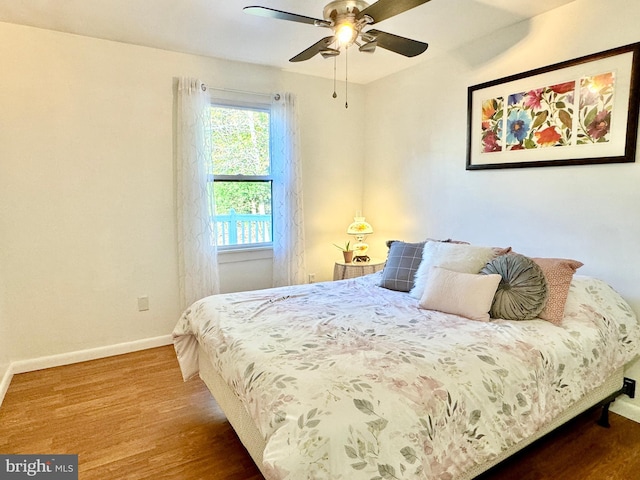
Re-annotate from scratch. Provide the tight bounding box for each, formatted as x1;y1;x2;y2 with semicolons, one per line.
209;102;272;249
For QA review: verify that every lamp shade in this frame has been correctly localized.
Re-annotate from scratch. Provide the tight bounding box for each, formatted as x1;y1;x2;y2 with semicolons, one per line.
347;217;373;235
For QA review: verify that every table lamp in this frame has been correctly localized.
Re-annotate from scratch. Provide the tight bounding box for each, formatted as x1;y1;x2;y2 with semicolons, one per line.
347;214;373;262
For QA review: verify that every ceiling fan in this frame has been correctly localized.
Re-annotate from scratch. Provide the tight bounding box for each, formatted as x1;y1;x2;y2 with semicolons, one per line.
243;0;431;63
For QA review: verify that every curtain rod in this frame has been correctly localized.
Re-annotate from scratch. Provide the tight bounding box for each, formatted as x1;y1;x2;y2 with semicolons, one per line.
203;84;280;101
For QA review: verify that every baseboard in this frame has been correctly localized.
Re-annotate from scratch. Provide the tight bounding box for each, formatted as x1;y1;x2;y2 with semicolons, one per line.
1;334;173;408
610;396;640;423
0;364;15;408
8;334;173;376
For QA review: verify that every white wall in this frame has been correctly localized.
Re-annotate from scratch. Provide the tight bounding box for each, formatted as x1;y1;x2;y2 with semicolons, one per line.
0;21;365;364
363;0;640;416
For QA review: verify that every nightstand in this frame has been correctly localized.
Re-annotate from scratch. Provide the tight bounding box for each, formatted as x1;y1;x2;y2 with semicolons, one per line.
333;257;386;281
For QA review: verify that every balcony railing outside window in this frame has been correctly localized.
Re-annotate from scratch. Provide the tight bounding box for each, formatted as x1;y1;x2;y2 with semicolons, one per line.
214;209;272;246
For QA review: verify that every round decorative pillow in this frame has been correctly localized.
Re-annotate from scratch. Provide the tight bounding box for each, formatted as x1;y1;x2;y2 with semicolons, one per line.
480;253;548;320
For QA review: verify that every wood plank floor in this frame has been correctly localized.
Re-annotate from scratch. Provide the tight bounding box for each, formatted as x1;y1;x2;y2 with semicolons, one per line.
1;345;639;479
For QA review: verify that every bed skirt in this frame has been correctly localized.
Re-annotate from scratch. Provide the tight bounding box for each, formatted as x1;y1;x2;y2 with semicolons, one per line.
197;343;624;479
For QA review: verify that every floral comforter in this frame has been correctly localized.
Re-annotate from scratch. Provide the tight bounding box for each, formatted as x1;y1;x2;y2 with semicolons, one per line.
173;273;639;480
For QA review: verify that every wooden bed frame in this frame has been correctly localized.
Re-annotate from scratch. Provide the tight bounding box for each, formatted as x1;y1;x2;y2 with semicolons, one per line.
197;344;625;479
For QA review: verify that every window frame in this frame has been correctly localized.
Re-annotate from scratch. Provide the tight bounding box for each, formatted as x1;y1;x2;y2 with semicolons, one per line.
209;98;274;252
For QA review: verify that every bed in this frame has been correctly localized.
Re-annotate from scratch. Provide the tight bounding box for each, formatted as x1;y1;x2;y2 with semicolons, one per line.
173;242;640;480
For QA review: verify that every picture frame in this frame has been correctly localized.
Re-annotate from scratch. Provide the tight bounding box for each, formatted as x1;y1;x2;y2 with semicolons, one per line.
466;42;640;170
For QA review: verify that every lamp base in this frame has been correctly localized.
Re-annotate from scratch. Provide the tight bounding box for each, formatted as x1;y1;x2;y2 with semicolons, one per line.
353;255;370;263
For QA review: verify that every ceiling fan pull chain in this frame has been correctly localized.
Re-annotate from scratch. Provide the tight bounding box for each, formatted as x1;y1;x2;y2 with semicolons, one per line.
332;56;337;99
345;46;349;109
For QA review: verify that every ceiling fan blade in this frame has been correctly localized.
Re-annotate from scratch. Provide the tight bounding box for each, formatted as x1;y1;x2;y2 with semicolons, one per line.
289;36;337;62
244;6;331;27
364;29;428;57
356;0;431;24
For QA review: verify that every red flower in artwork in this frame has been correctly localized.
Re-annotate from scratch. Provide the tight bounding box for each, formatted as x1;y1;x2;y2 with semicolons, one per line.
482;130;502;152
549;81;575;94
535;126;562;146
524;89;544;109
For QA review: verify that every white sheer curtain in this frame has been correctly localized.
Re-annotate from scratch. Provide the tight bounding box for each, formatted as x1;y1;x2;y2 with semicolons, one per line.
271;93;306;287
176;77;219;309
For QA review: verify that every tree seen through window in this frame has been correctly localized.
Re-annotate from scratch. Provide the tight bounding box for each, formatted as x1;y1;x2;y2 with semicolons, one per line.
210;104;272;247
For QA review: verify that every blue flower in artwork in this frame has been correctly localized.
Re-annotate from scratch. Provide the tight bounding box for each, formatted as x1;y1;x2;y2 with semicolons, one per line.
508;93;524;105
506;109;531;144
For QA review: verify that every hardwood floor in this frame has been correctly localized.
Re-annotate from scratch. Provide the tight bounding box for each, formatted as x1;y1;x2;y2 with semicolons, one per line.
478;404;640;480
0;346;262;479
1;345;639;479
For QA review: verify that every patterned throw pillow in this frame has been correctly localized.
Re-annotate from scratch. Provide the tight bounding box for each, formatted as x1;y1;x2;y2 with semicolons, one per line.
378;240;426;292
531;257;583;324
481;253;548;321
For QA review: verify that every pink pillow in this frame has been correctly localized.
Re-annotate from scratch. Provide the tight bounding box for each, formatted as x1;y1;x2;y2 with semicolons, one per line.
531;258;583;324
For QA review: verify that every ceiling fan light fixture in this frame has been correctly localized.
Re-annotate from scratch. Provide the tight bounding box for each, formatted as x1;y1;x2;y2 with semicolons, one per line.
336;22;357;46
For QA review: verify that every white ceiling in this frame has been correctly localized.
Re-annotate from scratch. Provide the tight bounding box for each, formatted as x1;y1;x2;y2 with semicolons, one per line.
0;0;574;84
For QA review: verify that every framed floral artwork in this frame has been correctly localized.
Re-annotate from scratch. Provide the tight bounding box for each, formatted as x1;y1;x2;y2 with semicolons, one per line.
466;42;640;170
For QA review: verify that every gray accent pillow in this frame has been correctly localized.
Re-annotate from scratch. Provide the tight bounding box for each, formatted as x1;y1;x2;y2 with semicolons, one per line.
481;253;548;320
378;240;426;292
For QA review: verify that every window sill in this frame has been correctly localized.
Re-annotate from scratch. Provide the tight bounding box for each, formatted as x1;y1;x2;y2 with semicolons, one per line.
217;246;273;264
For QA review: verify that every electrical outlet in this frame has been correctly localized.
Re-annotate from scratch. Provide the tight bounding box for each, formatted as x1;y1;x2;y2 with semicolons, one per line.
623;377;636;399
137;296;150;312
308;273;316;284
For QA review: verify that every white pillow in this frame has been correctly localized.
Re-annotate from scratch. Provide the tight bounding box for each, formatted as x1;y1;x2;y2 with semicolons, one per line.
409;242;498;299
418;267;502;322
